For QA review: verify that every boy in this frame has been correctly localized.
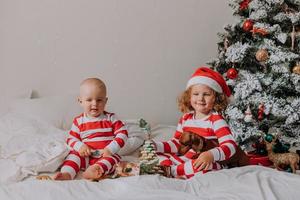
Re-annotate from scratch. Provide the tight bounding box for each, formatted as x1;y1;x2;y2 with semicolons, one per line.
54;78;128;180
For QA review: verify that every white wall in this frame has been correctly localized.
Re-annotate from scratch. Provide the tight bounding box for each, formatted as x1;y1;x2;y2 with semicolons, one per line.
0;0;233;125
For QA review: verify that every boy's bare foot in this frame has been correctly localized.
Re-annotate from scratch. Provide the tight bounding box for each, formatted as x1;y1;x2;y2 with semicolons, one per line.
82;164;104;180
53;172;72;180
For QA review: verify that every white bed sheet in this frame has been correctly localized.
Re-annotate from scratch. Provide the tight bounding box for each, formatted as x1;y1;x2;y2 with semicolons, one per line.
1;166;299;200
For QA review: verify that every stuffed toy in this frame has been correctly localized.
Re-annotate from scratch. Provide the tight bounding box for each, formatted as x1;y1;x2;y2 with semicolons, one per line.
111;161;140;178
178;131;249;168
36;175;52;180
112;161;171;178
265;136;299;173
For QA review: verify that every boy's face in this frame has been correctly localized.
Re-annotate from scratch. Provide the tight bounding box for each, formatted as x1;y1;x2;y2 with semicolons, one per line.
78;83;107;118
190;84;216;116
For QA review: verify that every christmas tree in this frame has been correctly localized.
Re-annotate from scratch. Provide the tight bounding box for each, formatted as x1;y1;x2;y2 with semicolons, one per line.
138;119;162;175
210;0;300;152
139;140;161;175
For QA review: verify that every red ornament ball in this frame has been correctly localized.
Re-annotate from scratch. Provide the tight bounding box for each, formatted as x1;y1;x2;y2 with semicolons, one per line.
240;0;251;10
243;19;254;32
227;68;238;79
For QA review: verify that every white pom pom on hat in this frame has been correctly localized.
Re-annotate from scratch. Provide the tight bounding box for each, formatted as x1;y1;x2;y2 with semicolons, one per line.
186;66;234;102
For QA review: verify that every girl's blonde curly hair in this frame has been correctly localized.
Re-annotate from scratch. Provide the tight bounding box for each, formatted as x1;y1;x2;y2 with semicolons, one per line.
177;87;229;114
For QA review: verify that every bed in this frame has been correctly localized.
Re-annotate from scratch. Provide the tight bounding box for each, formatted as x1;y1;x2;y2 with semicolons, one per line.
0;94;299;200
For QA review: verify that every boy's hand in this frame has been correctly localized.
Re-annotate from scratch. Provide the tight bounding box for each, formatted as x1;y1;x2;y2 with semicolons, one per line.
102;148;112;157
79;144;91;157
193;151;214;171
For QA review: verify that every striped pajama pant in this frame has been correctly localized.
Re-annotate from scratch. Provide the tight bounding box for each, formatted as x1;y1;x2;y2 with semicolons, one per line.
157;152;222;179
61;150;121;179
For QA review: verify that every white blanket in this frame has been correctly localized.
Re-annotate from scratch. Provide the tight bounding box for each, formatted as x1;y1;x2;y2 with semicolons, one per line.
0;166;299;200
0;113;69;183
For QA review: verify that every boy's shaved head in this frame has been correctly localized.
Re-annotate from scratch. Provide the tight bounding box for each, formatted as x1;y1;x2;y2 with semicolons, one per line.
80;78;107;97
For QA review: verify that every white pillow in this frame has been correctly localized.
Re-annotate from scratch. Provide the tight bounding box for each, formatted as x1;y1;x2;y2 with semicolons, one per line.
151;125;176;141
116;120;146;155
124;119;148;138
118;122;176;155
118;137;144;156
9;94;81;130
0;89;32;115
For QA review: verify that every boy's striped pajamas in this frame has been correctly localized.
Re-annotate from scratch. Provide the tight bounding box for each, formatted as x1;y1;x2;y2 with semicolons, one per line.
61;112;128;179
154;112;237;179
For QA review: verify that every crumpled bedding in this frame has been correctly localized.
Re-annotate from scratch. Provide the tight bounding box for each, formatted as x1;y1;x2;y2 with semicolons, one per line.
0;166;299;200
0;113;69;183
0;113;153;183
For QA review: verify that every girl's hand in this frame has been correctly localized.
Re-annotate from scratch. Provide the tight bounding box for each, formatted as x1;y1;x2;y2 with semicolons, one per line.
102;148;112;157
193;151;214;171
79;144;91;157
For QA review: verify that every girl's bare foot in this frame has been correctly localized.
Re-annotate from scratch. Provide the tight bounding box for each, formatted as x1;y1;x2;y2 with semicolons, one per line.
53;172;72;180
82;164;104;180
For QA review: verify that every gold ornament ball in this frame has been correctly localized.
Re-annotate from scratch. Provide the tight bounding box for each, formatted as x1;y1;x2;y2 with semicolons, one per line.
293;64;300;75
255;49;269;62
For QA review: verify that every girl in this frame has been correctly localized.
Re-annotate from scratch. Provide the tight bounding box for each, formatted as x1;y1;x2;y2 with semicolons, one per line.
154;67;237;179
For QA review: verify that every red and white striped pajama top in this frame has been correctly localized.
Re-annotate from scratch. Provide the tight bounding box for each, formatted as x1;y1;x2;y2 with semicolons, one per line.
61;111;128;179
154;111;237;178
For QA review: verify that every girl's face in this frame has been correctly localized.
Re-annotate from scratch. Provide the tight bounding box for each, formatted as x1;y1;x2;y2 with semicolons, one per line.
190;84;216;116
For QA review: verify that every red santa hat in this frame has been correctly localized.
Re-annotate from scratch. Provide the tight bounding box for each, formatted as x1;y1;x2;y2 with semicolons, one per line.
186;67;232;99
